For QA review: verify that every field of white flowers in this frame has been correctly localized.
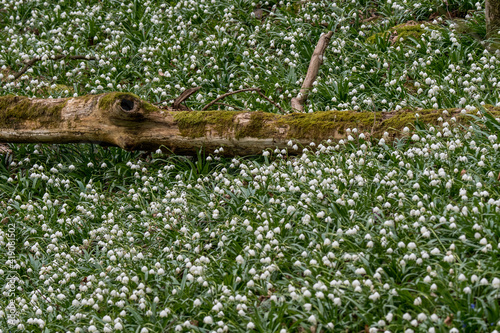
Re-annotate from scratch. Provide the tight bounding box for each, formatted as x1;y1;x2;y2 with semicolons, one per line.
1;0;500;332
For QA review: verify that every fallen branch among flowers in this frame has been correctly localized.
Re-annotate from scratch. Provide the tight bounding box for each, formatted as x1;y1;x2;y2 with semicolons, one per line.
0;92;496;156
11;54;97;81
291;31;334;112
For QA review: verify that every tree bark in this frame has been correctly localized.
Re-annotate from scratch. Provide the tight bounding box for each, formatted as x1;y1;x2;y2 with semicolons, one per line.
486;0;500;38
0;92;492;156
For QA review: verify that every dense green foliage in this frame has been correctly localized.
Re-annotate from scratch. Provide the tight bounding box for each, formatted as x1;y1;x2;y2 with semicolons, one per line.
1;0;500;333
0;0;498;112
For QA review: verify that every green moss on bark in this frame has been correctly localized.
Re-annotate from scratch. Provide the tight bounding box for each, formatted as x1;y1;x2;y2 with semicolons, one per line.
0;95;66;126
280;111;376;139
98;92;158;114
98;92;138;110
141;100;158;113
235;112;278;139
173;111;240;137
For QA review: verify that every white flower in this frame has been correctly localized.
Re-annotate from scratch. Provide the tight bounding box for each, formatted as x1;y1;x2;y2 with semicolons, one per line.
430;248;440;255
235;255;245;264
355;268;366;275
203;316;213;324
368;292;380;301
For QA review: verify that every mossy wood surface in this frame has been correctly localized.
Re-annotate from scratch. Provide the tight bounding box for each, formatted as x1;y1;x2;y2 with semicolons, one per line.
0;92;495;156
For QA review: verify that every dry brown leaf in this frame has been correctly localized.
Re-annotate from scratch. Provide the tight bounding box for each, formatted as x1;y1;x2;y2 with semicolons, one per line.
444;314;454;326
0;144;12;155
461;169;467;176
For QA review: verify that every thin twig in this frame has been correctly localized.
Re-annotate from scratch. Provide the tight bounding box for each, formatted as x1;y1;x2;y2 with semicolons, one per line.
213;102;244;110
256;90;285;113
12;54;96;81
173;86;201;110
201;88;260;111
22;272;60;309
202;88;284;112
361;14;379;23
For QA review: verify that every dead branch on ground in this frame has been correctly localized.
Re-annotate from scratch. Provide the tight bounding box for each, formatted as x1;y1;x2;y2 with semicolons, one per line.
12;54;96;81
291;31;333;112
202;88;284;113
172;86;202;110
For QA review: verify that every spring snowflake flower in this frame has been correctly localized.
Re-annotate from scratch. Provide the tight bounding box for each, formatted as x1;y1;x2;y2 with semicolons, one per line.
235;255;245;264
355;268;366;275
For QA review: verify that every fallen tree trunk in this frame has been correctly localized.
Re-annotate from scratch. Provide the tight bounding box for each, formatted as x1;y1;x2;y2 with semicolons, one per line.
0;92;493;156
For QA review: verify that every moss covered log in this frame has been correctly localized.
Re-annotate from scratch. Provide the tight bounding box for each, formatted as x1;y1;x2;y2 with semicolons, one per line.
0;92;497;156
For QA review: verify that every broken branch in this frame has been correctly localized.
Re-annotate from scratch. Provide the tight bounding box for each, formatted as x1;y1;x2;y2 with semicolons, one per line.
255;90;285;114
173;86;202;110
291;31;333;112
201;88;284;113
12;54;96;81
213;102;244;110
201;88;260;111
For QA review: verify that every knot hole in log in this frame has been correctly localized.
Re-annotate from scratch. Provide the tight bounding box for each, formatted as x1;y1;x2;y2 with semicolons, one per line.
121;98;135;112
107;94;144;122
